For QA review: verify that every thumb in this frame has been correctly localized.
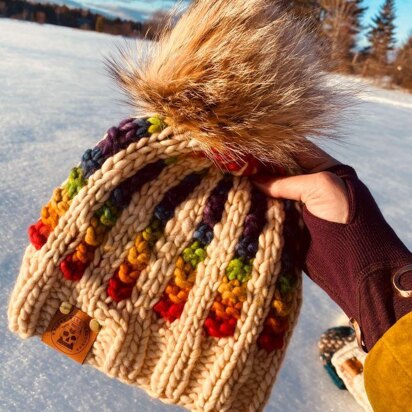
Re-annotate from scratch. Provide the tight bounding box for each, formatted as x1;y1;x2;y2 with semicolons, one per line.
252;173;319;203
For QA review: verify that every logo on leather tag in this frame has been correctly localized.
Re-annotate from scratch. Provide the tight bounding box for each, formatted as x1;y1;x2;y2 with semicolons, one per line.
41;304;99;364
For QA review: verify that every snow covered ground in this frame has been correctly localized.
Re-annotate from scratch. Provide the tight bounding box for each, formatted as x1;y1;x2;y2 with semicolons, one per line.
1;18;411;412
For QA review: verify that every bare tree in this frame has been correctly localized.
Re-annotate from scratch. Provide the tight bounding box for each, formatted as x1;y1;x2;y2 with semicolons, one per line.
320;0;366;72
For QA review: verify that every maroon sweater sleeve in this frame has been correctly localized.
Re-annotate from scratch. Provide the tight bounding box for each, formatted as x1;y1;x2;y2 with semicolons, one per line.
302;164;412;351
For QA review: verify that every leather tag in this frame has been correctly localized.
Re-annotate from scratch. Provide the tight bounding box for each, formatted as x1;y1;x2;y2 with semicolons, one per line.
41;305;99;364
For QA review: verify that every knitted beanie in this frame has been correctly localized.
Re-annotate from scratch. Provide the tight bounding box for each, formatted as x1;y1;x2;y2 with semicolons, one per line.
8;1;345;411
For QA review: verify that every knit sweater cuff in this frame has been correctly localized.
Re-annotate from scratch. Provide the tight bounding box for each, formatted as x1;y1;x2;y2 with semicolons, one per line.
302;163;412;351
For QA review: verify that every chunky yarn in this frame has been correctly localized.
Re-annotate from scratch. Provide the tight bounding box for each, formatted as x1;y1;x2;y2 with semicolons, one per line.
8;115;302;411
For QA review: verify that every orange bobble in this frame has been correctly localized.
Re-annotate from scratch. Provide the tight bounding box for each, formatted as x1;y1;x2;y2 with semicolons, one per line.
118;262;130;276
166;284;179;295
72;242;91;263
169;294;182;304
215;309;229;320
177;289;188;301
226;307;240;319
212;301;224;313
118;265;139;284
41;204;59;228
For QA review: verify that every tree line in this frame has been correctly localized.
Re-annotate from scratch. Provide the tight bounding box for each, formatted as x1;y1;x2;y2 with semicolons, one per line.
0;0;162;38
281;0;411;91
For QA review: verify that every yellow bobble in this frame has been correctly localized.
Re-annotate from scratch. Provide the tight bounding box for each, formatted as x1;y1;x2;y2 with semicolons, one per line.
41;204;59;228
134;233;143;247
137;252;149;265
273;300;291;317
222;291;235;302
148;124;160;134
142;231;151;241
218;283;228;294
187;273;196;283
174;267;185;280
136;240;148;254
176;257;184;269
232;286;244;296
85;226;101;247
175;277;191;290
127;247;138;265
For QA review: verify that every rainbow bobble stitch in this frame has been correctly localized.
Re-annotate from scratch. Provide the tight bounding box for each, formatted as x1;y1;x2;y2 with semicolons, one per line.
59;159;167;281
107;172;205;302
153;176;233;322
28;116;165;250
204;188;268;338
257;200;302;352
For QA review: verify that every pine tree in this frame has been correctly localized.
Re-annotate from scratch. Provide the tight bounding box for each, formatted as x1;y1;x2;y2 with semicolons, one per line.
365;0;396;76
320;0;367;72
393;36;412;90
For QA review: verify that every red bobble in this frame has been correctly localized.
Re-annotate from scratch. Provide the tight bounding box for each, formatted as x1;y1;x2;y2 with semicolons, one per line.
204;314;237;337
257;333;284;352
153;296;185;322
28;220;51;250
167;302;185;321
59;254;87;281
107;270;133;302
153;298;170;317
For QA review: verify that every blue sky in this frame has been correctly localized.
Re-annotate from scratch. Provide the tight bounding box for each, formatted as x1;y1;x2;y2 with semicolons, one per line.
37;0;411;46
363;0;411;45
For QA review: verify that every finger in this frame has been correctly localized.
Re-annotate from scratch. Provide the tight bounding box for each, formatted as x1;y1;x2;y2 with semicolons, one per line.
253;173;319;202
293;140;340;173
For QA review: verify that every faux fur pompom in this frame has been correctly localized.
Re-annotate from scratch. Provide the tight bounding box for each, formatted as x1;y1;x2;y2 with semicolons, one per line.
109;0;348;170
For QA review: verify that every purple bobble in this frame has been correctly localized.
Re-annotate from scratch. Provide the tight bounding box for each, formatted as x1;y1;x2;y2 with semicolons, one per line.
202;177;232;227
109;160;165;210
107;127;118;140
154;172;204;228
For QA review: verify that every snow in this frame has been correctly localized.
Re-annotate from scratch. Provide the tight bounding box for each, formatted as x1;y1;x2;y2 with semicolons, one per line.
1;18;411;412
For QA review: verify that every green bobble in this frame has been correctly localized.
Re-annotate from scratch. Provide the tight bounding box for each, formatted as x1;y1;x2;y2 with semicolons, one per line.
65;167;87;199
278;273;296;296
195;248;206;260
165;157;178;165
95;201;118;227
182;241;206;267
183;248;192;263
143;220;163;246
226;257;253;283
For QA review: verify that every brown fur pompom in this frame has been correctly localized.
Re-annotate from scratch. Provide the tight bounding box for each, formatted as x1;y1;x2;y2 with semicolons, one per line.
109;0;348;169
